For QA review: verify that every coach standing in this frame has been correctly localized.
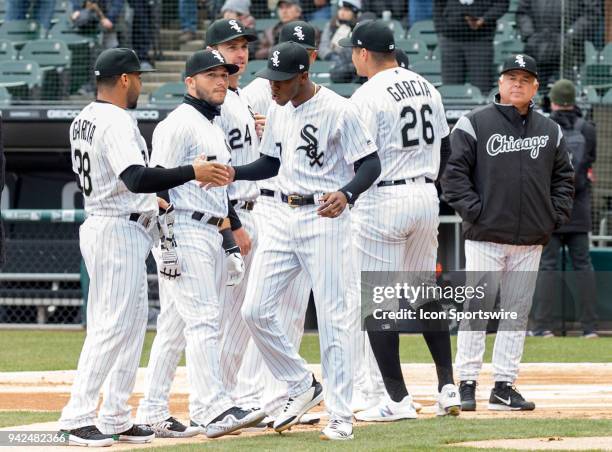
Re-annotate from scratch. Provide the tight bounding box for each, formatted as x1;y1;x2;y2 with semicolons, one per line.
441;54;574;412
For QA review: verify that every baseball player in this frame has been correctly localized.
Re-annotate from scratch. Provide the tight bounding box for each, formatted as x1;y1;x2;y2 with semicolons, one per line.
58;48;231;447
441;54;574;411
338;20;461;421
135;49;266;438
223;41;381;440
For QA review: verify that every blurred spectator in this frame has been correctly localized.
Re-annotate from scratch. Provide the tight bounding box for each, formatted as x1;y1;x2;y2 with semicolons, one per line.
434;0;508;93
517;0;601;88
361;0;406;20
71;1;126;48
179;0;197;44
408;0;432;27
127;0;153;68
221;0;256;29
255;0;308;59
531;79;598;339
6;0;55;31
319;0;360;60
329;10;375;83
302;0;331;21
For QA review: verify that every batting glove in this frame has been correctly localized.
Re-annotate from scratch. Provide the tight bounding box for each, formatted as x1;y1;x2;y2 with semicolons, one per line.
159;246;181;279
226;250;245;286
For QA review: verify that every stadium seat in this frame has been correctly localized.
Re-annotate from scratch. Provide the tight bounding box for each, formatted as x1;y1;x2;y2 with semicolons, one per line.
395;38;429;63
150;82;186;105
47;18;96;47
599;43;612;64
494;39;525;65
580;85;600;104
429;45;440;61
309;60;332;84
0;59;43;99
582;63;612;87
255;18;278;32
0;84;11;106
409;60;442;86
329;83;360;97
20;39;71;99
600;88;612;104
495;13;517;40
508;0;519;13
0;20;41;48
585;41;599;65
438;84;484;105
382;19;406;39
406;20;437;48
245;59;266;76
0;39;17;61
239;72;257;85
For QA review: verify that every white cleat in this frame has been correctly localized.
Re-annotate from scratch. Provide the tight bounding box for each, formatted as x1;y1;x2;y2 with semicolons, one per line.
436;384;462;417
351;392;381;413
320;419;354;440
274;376;324;432
354;395;418;422
147;416;200;438
205;406;266;438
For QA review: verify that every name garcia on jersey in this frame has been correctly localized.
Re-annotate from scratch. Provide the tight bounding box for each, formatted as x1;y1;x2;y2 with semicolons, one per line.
72;118;96;145
386;78;432;102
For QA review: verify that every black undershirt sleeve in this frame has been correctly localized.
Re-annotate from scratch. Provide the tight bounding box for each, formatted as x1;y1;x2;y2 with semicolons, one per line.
120;164;195;194
233;154;281;181
227;195;242;231
339;152;381;202
438;135;451;180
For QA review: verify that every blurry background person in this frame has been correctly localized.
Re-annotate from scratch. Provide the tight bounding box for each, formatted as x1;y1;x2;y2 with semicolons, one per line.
6;0;55;31
71;0;126;49
178;0;197;44
221;0;256;29
531;79;599;339
255;0;305;59
318;0;360;60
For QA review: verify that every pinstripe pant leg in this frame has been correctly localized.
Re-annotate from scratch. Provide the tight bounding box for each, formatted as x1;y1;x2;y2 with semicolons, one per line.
492;245;542;382
455;240;505;382
135;252;186;424
59;218;152;432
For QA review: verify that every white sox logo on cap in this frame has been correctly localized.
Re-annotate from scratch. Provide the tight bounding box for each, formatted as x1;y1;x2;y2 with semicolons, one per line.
271;50;280;67
229;19;242;33
515;54;526;67
293;26;305;41
212;50;225;63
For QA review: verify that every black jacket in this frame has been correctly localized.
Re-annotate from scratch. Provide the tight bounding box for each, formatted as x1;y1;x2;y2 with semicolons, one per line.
433;0;509;41
441;99;574;246
550;108;596;233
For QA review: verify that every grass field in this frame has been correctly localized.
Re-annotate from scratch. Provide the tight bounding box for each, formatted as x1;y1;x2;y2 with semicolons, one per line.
0;330;611;372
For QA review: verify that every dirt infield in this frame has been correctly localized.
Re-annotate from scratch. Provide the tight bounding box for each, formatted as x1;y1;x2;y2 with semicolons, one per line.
1;363;611;450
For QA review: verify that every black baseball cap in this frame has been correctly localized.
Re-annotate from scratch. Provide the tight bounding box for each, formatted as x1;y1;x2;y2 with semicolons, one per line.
395;48;409;69
94;48;156;77
279;21;316;49
338;19;395;52
205;18;257;46
500;54;538;79
278;0;301;7
255;41;309;81
185;49;239;77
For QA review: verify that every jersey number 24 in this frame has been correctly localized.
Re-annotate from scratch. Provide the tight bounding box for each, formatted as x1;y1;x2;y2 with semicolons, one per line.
400;104;435;148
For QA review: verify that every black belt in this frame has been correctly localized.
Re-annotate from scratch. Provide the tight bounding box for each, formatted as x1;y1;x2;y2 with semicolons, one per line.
281;193;316;207
260;189;275;197
191;211;224;227
231;200;255;211
377;177;434;187
129;213;152;228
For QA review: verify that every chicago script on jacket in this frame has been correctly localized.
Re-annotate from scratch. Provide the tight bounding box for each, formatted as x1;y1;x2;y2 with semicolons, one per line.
486;134;550;159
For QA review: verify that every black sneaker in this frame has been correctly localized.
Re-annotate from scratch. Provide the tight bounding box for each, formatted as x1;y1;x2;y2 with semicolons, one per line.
114;424;155;443
59;425;114;447
148;416;200;438
459;380;477;411
488;382;535;411
205;406;266;438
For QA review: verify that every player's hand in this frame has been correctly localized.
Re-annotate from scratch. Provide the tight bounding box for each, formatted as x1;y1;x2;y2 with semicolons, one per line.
159;247;181;279
226;251;245;286
254;114;266;138
193;158;230;187
317;191;348;218
232;227;252;256
100;17;114;30
157;197;170;210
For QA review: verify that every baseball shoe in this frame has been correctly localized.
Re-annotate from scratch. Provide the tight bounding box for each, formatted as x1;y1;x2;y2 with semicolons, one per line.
354;395;417;422
488;382;535;411
459;380;477;411
205;406;266;438
299;412;321;424
274;375;324;432
528;329;554;338
147;417;199;438
191;419;242;436
59;425;114;447
114;424;155;443
351;392;380;413
320;419;353;441
436;384;461;416
582;330;599;339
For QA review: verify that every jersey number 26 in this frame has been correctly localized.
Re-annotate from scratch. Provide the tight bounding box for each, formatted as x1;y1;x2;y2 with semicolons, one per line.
74;148;92;196
400;104;435;148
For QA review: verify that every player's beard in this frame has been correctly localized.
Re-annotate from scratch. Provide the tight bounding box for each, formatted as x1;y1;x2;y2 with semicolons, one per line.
127;86;139;110
195;85;225;107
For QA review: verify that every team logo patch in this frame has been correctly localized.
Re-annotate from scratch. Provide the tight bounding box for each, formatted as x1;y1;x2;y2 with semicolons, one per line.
296;124;323;167
293;26;305;41
486;134;549;159
271;50;281;67
212;50;225;63
515;54;526;67
228;19;242;33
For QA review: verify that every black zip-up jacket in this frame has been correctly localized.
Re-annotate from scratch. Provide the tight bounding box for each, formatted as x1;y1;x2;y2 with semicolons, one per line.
433;0;509;42
441;98;574;246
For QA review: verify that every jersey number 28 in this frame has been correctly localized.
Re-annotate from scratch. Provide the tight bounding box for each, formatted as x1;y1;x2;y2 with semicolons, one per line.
400;104;435;148
74;148;92;196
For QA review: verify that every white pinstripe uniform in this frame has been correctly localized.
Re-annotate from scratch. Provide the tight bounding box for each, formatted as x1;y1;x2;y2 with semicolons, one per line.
240;78;313;417
241;86;377;422
135;102;235;426
350;68;449;399
59;102;158;434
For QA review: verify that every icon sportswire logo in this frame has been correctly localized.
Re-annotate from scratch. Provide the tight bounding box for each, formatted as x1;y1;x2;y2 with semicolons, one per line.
271;50;280;67
486;134;549;159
